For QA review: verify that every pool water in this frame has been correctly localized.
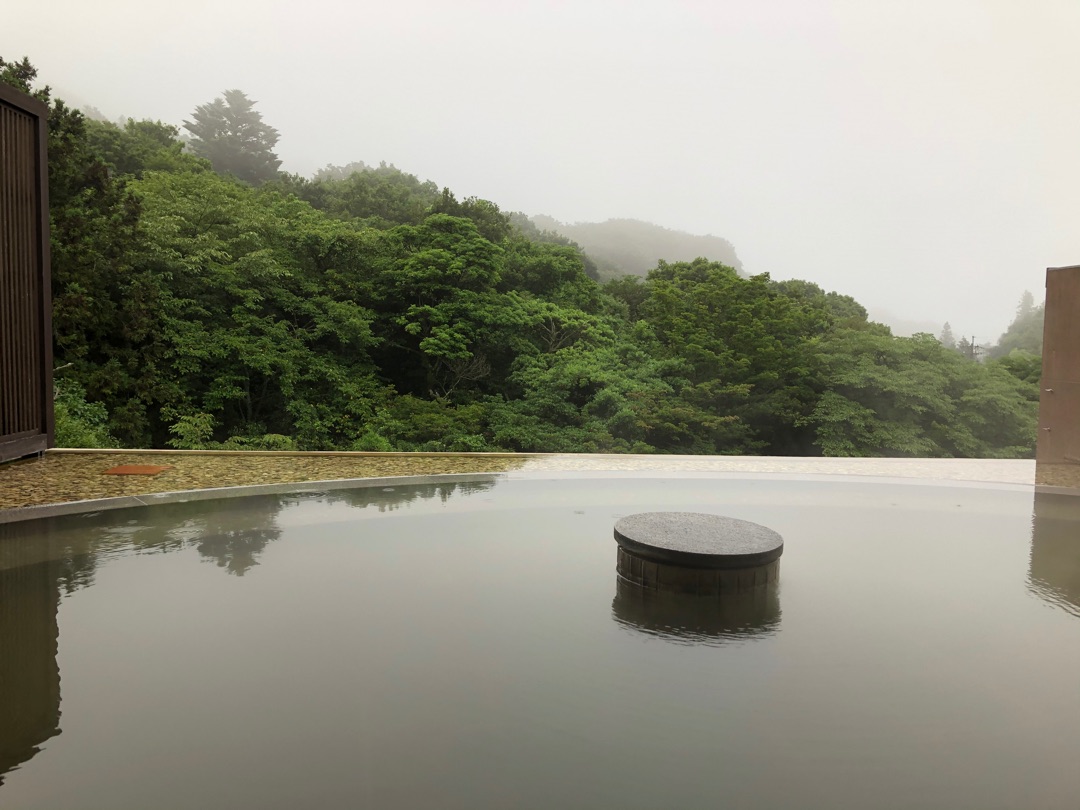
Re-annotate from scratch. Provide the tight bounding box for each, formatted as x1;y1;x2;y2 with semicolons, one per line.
1;474;1079;809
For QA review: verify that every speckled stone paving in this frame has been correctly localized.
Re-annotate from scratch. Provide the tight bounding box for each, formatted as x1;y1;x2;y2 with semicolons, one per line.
0;451;527;511
102;464;172;475
0;450;1041;516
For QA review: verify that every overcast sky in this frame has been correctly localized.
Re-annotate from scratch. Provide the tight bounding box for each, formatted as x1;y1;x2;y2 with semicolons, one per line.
6;0;1078;340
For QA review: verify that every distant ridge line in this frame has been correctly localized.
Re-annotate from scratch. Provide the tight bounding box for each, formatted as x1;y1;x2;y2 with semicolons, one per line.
530;215;743;280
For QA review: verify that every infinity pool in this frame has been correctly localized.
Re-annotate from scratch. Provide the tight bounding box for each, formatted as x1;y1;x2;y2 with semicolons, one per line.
1;473;1078;809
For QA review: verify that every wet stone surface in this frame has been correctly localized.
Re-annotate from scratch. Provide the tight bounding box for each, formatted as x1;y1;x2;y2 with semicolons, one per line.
0;452;527;511
0;452;1037;513
614;512;784;569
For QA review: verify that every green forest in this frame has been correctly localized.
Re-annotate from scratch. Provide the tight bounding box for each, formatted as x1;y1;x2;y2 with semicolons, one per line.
3;58;1042;458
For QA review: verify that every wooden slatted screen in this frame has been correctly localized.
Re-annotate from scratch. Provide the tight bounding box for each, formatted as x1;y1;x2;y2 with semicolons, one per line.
0;83;52;463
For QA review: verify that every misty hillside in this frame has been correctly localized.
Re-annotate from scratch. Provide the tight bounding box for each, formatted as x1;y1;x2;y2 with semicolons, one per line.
1;56;1041;460
531;216;743;280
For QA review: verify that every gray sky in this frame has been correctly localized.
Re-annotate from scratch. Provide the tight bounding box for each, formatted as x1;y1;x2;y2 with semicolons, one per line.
6;0;1078;341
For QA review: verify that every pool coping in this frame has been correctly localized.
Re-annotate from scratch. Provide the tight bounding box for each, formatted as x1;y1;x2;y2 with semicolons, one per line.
2;467;1073;525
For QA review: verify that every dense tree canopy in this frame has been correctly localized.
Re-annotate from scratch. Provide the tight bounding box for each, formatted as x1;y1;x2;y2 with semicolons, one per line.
804;328;1037;457
2;58;1041;458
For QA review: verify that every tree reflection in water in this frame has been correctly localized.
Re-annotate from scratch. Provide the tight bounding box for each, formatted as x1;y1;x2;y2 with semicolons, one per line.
0;478;494;783
0;522;63;787
323;479;495;512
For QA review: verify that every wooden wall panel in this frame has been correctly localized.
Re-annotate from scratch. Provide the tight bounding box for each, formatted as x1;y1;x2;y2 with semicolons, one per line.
0;83;52;463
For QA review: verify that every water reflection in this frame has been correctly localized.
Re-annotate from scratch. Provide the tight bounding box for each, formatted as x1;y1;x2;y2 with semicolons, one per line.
191;480;495;574
0;522;62;786
190;499;283;576
3;477;1080;808
1029;492;1080;617
322;479;495;512
0;479;498;580
611;576;781;646
0;501;287;580
0;478;495;785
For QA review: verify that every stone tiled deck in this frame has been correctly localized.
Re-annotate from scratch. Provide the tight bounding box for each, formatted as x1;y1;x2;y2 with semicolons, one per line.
0;449;1039;519
0;450;528;511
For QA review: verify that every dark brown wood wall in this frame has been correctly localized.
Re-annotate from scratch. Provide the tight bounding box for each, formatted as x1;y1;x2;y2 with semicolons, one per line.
0;83;52;463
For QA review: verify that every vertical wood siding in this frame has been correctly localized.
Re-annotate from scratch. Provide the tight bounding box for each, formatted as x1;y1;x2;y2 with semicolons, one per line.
0;85;52;462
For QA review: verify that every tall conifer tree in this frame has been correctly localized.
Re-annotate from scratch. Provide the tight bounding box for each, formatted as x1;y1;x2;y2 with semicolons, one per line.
183;90;281;185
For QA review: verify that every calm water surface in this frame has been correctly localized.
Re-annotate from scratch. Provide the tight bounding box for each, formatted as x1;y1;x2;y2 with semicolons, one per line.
1;475;1078;809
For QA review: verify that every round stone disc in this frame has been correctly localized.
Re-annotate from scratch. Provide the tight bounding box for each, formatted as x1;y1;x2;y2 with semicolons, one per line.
614;512;783;569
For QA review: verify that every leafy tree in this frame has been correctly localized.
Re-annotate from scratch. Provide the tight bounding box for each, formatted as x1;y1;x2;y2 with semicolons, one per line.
430;189;512;243
486;339;745;454
366;213;520;399
183;90;281;185
639;259;830;453
0;55;37;92
281;162;441;227
129;170;384;448
990;350;1041;388
604;276;649;322
53;379;120;448
802;329;1036;457
86;118;202;177
358;395;496;452
773;279;869;328
509;212;602;280
500;237;602;309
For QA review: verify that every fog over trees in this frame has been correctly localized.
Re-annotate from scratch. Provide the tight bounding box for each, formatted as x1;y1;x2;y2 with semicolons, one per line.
183;90;281;185
529;216;743;281
990;292;1044;360
10;1;1078;347
2;57;1041;458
